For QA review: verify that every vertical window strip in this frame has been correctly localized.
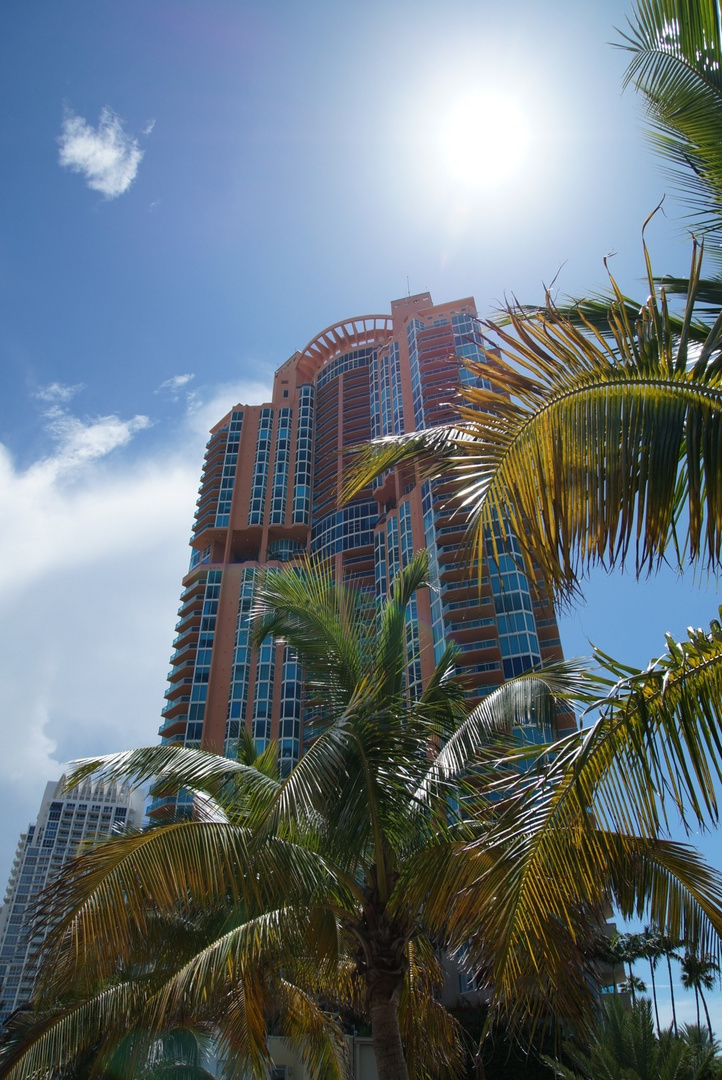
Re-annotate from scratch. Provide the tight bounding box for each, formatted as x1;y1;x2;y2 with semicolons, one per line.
269;407;292;525
485;531;541;679
421;481;446;663
185;569;222;746
252;638;276;750
380;351;393;436
248;408;273;526
389;341;404;434
374;529;387;606
386;514;400;590
225;567;256;755
292;386;314;524
452;313;492;390
215;411;243;527
399;501;422;700
369;355;381;440
407;320;426;430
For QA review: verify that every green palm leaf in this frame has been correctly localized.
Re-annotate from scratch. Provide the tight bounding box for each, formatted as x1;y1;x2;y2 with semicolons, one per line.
619;0;722;243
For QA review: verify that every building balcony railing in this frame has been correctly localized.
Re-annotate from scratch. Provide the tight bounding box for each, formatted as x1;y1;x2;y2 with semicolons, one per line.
164;678;193;701
161;697;190;718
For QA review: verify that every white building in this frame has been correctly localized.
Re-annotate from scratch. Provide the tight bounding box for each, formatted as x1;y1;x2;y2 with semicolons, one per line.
0;775;144;1028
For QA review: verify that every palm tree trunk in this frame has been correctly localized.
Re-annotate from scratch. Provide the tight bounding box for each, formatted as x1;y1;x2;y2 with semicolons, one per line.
666;953;678;1037
649;961;660;1036
699;985;713;1039
695;987;701;1031
369;992;409;1080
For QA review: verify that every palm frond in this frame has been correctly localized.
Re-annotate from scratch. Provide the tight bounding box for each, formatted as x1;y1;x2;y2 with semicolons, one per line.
444;820;722;1034
495;286;713;344
415;661;593;808
270;980;349;1080
37;823;339;997
342;426;463;503
588;609;722;830
67;744;276;804
375;551;431;703
618;0;722;244
0;982;147;1080
353;241;722;602
400;937;465;1080
251;556;365;702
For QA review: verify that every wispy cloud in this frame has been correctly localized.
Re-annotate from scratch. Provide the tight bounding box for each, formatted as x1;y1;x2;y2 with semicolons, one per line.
40;409;151;479
156;373;195;393
34;381;85;403
58;107;144;198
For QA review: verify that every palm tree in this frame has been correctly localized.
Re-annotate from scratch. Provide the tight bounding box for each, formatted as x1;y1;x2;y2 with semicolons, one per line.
4;555;722;1080
612;933;647;1007
681;951;719;1037
660;933;684;1037
642;927;664;1035
544;995;721;1080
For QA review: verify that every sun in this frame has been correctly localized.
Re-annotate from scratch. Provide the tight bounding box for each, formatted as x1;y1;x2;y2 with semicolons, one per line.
439;91;530;188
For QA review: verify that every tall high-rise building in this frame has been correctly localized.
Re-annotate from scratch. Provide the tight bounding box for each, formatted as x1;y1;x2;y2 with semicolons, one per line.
153;292;564;813
0;776;143;1028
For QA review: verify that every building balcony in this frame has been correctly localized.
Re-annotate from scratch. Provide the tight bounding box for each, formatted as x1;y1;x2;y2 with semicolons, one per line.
164;677;193;701
167;661;195;685
161;697;190;719
169;640;197;665
158;715;187;738
177;593;204;618
174;609;202;635
172;625;199;651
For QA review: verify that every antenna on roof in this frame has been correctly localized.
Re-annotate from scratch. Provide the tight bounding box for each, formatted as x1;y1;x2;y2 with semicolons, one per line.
406;276;410;297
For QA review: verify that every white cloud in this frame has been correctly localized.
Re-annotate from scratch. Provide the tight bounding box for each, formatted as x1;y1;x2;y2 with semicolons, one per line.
0;378;270;877
143;119;156;136
156;373;195;394
40;409;151;477
58;107;144;198
186;377;273;436
35;381;85;403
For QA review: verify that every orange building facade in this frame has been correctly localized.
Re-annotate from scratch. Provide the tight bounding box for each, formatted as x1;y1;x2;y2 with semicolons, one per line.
153;293;563;813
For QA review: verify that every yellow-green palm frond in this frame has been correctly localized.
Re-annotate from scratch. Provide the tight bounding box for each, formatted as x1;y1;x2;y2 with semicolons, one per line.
212;971;272;1080
270;980;350;1080
375;550;430;704
619;0;722;244
145;907;338;1029
414;661;593;811
587;608;722;832
499;285;715;343
67;743;278;808
37;823;337;995
343;425;465;505
442;817;722;1034
347;240;722;602
0;982;147;1080
251;555;366;703
399;937;465;1080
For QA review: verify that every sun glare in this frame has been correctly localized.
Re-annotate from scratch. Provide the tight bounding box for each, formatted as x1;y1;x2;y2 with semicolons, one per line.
439;91;530;188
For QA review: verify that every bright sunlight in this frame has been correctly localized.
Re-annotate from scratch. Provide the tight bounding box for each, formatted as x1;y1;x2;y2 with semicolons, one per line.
439;91;530;188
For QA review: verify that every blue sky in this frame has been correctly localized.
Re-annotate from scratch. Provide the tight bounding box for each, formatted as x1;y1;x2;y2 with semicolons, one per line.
1;0;721;1031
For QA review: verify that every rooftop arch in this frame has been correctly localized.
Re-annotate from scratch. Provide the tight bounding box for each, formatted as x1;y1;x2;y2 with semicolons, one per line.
296;315;394;381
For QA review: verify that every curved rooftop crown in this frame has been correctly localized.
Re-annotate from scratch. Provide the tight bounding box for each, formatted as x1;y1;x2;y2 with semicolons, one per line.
296;314;393;381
